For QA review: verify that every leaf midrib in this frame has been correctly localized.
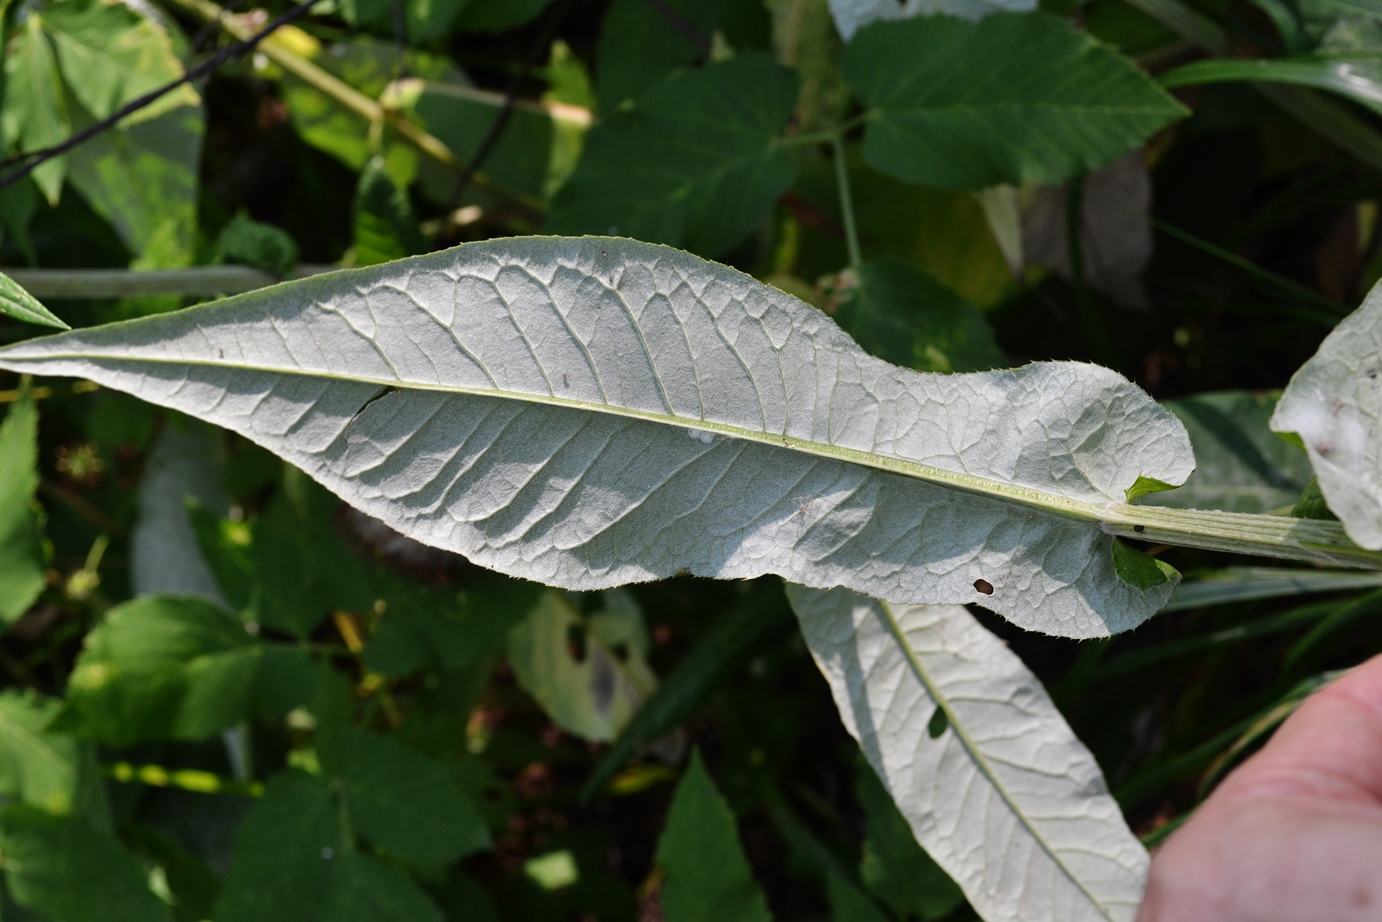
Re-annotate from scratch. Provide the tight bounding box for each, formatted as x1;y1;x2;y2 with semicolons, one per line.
874;600;1122;921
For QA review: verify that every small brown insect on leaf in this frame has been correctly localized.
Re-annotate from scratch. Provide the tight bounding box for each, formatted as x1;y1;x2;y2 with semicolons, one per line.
973;578;994;596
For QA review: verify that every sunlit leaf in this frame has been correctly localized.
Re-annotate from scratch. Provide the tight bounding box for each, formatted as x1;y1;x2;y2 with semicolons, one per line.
0;237;1196;638
352;157;425;268
0;272;67;329
508;589;658;742
1273;281;1382;547
843;13;1187;189
3;15;70;203
0;691;100;817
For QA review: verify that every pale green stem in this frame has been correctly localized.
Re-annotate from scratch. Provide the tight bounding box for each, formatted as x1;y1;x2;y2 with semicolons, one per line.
5;266;334;299
831;137;863;269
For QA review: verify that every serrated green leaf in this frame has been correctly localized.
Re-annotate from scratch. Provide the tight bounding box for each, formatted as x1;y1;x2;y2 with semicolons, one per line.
0;272;67;329
0;691;96;817
656;751;772;922
843;13;1187;189
62;595;312;746
788;586;1148;922
1272;281;1382;548
321;729;490;865
508;589;658;742
551;54;798;257
353;157;424;268
3;15;70;203
1145;390;1313;513
0;395;47;625
42;0;196;124
1109;538;1178;589
834;259;1005;373
0;237;1197;638
855;760;963;920
0;806;172;922
215;771;339;922
595;0;720;111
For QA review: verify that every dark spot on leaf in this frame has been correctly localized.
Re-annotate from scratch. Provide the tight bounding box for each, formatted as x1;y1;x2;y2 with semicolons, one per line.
927;705;948;738
1133;525;1145;533
973;578;993;595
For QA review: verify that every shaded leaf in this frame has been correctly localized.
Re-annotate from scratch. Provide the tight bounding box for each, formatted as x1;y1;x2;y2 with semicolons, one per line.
833;258;1005;373
788;586;1148;922
550;54;798;257
323;851;444;922
455;0;558;32
655;751;772;922
0;395;46;626
218;213;299;277
0;237;1196;638
0;806;171;922
855;760;964;920
62;595;312;746
321;729;491;866
843;13;1186;189
1161;54;1382;114
1272;282;1382;547
353;157;424;268
0;691;100;818
0;272;67;329
508;589;657;742
1164;566;1382;611
596;0;720;111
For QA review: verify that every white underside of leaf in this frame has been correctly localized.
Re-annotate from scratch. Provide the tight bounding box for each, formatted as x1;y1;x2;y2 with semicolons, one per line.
828;0;1036;40
0;238;1193;638
788;585;1147;922
1272;284;1382;548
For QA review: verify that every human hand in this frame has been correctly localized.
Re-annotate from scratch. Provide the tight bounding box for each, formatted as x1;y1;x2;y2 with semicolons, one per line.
1136;653;1382;921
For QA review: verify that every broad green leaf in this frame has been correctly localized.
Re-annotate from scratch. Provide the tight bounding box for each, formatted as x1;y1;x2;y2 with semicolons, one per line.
550;55;798;257
855;761;964;920
131;423;229;602
508;589;658;741
1273;283;1382;548
353;157;425;268
67;103;203;265
1161;55;1382;115
828;0;1036;40
0;806;172;922
843;14;1187;189
42;0;196;124
655;751;772;922
0;272;67;329
0;395;46;625
1145;391;1312;513
787;586;1149;922
323;851;444;922
826;873;892;922
1164;566;1382;611
215;771;339;922
833;259;1005;373
0;691;98;817
3;15;69;203
0;237;1197;638
321;729;491;866
582;594;794;800
595;0;720;111
62;595;312;746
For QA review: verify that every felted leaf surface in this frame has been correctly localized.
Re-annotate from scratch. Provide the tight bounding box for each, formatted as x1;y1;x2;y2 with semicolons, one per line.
550;55;798;258
787;586;1148;922
0;272;67;329
0;396;46;627
0;236;1196;638
1273;284;1382;547
828;0;1036;40
842;14;1187;189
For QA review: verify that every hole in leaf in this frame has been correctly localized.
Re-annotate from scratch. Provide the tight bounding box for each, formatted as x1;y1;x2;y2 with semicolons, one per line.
566;623;588;663
973;578;994;595
927;705;948;739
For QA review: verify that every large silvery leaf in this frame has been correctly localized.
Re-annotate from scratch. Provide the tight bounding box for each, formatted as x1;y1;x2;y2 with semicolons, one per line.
842;14;1187;189
787;586;1147;922
0;237;1195;638
828;0;1036;40
1273;284;1382;547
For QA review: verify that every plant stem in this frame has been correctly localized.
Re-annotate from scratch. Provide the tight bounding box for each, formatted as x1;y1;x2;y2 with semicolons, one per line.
831;137;862;269
4;265;334;299
104;761;264;797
